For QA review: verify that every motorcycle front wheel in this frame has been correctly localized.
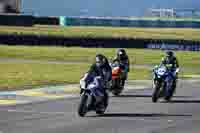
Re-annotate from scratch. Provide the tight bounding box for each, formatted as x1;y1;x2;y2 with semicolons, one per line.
152;81;161;103
78;94;88;117
111;79;122;96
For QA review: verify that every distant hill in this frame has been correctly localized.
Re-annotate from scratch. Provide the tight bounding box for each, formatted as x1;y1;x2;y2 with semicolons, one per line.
22;0;200;17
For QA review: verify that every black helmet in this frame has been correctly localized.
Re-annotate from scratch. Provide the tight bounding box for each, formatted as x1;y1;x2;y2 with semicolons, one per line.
166;51;174;57
95;53;105;67
117;48;126;59
117;48;126;55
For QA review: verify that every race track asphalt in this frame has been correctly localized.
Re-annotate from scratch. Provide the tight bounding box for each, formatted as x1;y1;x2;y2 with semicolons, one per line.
0;80;200;133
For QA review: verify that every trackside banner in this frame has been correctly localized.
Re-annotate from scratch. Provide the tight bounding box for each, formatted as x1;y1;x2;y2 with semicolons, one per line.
147;43;200;51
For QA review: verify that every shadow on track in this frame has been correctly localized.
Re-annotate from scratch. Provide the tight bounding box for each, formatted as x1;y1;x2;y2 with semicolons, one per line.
89;113;192;118
114;94;152;98
114;94;193;98
169;100;200;103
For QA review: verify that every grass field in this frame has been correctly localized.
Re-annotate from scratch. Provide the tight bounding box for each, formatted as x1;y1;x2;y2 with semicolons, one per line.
0;62;88;90
1;25;200;41
0;45;199;90
0;45;199;68
0;62;152;90
0;61;198;91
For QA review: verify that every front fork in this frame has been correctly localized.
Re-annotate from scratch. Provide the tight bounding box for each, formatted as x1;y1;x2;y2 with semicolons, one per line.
153;78;161;88
153;79;165;97
80;91;93;110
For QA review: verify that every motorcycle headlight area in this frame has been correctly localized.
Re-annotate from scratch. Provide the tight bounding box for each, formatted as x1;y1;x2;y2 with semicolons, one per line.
156;67;167;76
88;84;96;89
113;67;120;70
80;80;86;89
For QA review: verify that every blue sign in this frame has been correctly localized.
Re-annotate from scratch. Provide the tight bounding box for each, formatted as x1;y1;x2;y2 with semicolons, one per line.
147;43;200;51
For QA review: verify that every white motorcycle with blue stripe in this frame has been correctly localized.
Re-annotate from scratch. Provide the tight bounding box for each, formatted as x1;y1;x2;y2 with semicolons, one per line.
78;73;107;117
152;64;178;102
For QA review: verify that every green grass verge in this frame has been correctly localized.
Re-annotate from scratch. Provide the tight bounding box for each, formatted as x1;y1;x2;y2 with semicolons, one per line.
0;45;199;90
0;45;199;68
0;61;199;91
0;62;88;90
0;62;151;90
1;25;200;41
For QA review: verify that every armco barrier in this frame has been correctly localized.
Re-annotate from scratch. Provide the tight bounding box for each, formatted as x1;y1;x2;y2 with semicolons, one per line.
1;14;200;28
0;34;146;48
0;14;59;26
59;17;200;28
0;34;199;51
34;16;59;25
0;14;34;26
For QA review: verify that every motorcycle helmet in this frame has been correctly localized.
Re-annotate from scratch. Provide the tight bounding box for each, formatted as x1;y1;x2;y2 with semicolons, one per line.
95;53;105;67
117;48;126;60
166;51;174;57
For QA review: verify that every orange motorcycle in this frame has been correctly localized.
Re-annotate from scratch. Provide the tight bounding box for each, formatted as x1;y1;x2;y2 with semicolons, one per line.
110;62;125;96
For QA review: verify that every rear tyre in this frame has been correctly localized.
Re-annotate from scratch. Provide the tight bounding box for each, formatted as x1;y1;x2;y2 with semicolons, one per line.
112;91;121;96
78;94;88;117
96;110;105;115
104;92;109;108
165;82;176;102
96;102;106;115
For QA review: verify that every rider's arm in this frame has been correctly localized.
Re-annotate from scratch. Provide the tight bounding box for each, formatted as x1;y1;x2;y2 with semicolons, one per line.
88;64;95;74
127;57;130;72
160;57;166;66
112;56;118;63
174;57;180;73
107;65;112;81
85;64;97;82
175;57;179;68
80;64;95;89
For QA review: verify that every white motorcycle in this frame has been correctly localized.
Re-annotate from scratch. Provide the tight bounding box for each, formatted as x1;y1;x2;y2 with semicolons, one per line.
78;73;108;117
152;65;179;102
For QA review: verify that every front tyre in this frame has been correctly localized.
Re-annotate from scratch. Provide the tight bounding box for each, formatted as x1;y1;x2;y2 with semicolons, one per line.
152;81;161;103
78;94;88;117
112;79;122;96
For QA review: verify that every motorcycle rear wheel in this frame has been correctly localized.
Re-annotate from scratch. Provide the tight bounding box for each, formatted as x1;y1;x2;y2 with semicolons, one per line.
164;83;176;102
112;90;121;96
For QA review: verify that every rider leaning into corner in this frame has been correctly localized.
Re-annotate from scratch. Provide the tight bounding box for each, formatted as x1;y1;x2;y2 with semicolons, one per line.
112;48;130;87
81;53;112;110
160;51;180;88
